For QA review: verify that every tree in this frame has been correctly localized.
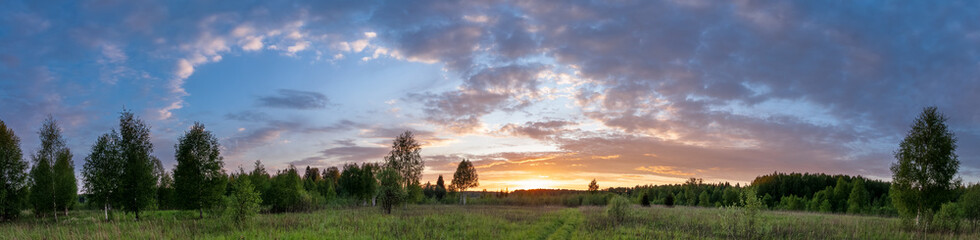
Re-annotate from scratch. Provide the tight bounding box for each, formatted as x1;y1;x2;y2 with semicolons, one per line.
29;155;54;218
664;192;675;207
248;160;271;204
435;175;447;200
451;159;478;204
847;178;870;214
53;149;76;216
891;106;960;226
959;184;980;229
82;131;123;221
640;193;651;207
377;166;403;214
156;171;175;210
173;122;226;219
225;177;261;226
266;166;312;212
0;119;29;221
383;131;423;188
117;109;158;220
588;179;599;193
30;116;68;220
323;166;340;185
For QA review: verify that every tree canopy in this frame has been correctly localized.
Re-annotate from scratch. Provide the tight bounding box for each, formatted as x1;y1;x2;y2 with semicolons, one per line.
0;119;28;221
117;109;158;220
383;131;423;188
173;122;226;218
890;106;960;224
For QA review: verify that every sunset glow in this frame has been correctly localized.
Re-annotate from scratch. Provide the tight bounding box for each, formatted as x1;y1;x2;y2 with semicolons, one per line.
1;0;978;192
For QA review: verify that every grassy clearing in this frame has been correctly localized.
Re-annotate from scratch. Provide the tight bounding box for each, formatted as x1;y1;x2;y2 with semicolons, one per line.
1;205;977;239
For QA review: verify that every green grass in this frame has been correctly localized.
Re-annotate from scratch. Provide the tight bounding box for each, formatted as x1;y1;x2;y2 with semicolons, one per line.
1;205;977;239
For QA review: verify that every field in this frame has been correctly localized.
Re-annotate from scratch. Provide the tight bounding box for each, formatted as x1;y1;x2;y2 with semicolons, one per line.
1;204;977;239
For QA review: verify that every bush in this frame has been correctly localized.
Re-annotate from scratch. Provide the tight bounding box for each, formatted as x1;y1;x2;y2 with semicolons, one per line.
606;195;631;223
932;202;964;233
225;178;261;226
664;193;674;207
640;193;651;207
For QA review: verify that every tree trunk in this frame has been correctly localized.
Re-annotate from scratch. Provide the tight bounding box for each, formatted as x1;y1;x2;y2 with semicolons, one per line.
104;203;109;221
199;208;204;219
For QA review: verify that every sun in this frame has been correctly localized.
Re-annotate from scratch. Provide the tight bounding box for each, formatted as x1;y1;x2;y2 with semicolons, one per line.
511;179;557;190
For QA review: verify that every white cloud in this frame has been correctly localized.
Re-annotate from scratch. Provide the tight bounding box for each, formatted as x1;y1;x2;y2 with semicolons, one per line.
241;36;264;51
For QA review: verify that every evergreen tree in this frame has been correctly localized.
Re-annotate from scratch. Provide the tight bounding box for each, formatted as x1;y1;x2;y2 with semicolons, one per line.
435;175;447;200
0;119;29;221
117;110;157;220
173;122;225;218
891;107;960;226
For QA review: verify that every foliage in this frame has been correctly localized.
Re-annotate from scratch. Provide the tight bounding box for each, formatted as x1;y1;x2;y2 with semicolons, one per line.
29;149;55;217
30;116;69;218
117;109;159;220
606;195;631;223
664;193;674;207
720;188;767;238
588;179;598;193
451;159;478;204
225;177;261;226
0;119;28;221
847;177;870;214
266;166;312;212
639;193;650;207
891;107;960;226
53;149;76;214
377;167;403;214
960;184;980;229
383;131;423;187
247;160;272;205
931;202;964;233
173;122;226;218
82;131;124;220
338;163;377;204
156;171;175;210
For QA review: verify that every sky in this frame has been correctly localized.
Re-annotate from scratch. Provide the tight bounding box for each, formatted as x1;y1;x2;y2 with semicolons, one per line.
1;0;979;191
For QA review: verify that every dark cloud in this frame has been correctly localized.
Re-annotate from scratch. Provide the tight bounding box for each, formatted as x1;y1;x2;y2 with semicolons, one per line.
257;89;331;110
409;64;548;133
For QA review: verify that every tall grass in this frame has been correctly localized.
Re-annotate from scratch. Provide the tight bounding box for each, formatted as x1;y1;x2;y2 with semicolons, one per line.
2;204;978;239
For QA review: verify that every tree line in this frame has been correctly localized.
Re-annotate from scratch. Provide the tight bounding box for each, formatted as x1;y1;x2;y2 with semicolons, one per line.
0;110;480;223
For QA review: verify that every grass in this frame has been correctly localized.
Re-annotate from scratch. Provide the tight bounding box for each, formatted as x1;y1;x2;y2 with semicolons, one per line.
1;205;977;239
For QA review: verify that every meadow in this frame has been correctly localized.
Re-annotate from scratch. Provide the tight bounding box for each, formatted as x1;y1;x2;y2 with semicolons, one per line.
2;204;976;239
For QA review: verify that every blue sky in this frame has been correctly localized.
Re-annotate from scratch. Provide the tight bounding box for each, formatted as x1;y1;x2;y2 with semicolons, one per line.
1;0;978;190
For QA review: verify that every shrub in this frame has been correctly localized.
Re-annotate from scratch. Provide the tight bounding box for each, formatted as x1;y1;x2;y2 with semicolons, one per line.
606;195;631;223
664;193;675;207
225;178;261;226
640;193;650;207
932;202;964;233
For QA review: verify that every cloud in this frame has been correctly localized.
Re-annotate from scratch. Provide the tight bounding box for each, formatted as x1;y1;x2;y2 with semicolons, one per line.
257;89;331;110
